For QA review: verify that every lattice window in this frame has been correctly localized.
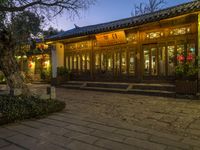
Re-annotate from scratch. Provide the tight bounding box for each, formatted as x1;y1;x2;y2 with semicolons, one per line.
146;32;164;39
77;42;89;49
170;27;191;36
126;33;137;42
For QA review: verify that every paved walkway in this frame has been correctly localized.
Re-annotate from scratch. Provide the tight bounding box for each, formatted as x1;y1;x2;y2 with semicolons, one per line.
1;88;200;150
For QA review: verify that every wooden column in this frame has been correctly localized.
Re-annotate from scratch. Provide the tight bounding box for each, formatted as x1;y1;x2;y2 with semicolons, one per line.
198;14;200;93
51;44;57;85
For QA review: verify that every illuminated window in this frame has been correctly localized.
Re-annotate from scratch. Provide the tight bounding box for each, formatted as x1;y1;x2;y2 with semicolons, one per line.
129;51;135;75
121;51;127;74
126;33;137;42
95;53;100;70
167;46;175;76
77;42;89;49
69;56;73;70
73;55;77;70
82;54;86;71
158;47;166;76
151;48;157;76
86;53;90;70
170;27;190;36
101;52;107;71
144;49;150;75
146;32;164;39
107;52;113;71
77;54;81;70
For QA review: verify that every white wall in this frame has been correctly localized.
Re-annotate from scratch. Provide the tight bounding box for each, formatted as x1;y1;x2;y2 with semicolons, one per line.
51;43;64;78
56;43;64;67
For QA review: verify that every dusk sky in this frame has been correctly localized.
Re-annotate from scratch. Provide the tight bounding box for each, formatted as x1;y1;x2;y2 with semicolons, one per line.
49;0;191;31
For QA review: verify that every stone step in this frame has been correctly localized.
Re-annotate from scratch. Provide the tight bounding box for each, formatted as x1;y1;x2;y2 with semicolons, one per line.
132;83;175;92
60;84;82;89
81;86;127;93
86;83;129;89
128;89;176;97
60;81;176;98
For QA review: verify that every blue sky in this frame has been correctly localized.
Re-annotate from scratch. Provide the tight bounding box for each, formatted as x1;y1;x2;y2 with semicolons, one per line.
48;0;191;30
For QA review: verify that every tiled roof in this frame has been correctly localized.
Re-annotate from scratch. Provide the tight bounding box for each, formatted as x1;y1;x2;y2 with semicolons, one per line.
47;1;200;41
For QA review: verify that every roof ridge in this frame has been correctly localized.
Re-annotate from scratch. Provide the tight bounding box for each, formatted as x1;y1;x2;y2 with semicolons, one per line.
47;0;200;41
68;1;199;30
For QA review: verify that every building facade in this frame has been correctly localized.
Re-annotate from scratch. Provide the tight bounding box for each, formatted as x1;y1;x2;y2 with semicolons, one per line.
47;1;200;84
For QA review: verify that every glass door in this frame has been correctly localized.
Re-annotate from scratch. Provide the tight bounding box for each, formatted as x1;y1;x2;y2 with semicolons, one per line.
114;51;120;77
143;45;158;76
144;47;150;75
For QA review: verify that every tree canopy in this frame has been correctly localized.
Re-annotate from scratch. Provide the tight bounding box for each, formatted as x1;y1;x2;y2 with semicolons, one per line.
0;0;95;19
132;0;166;16
0;0;95;96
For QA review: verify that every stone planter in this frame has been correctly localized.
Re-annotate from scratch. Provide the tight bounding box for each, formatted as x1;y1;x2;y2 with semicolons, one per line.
175;80;198;95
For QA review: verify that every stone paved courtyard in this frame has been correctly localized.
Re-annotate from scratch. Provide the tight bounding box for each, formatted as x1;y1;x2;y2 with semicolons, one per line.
1;87;200;150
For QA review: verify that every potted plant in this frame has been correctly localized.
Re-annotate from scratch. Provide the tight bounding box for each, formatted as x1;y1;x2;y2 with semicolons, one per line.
57;67;71;84
175;51;199;95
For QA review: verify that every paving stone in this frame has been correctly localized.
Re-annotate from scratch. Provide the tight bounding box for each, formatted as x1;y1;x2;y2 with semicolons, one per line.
165;146;183;150
49;115;90;126
38;118;70;127
86;122;117;132
40;133;72;149
124;137;166;150
21;120;51;129
160;115;178;123
182;137;200;147
64;130;98;144
143;129;183;141
6;134;38;149
38;123;71;135
0;139;10;148
65;124;94;134
67;140;105;150
32;142;68;150
6;124;50;139
95;139;141;150
0;144;25;150
186;129;200;136
91;130;126;142
0;127;17;138
114;129;150;140
149;136;192;150
189;120;200;130
140;119;169;128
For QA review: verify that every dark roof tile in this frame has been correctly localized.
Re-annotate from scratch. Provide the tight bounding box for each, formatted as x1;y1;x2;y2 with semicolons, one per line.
47;1;200;41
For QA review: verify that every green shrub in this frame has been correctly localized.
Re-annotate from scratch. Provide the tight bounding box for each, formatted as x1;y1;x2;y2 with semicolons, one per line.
0;96;65;125
0;72;6;83
57;67;71;81
57;67;69;76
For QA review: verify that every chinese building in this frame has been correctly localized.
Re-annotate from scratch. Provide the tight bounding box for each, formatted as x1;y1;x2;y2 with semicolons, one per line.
47;1;200;84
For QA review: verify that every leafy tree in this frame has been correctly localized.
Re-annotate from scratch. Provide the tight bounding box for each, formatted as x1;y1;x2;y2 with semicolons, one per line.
11;11;44;55
132;0;166;16
0;0;95;96
43;26;64;37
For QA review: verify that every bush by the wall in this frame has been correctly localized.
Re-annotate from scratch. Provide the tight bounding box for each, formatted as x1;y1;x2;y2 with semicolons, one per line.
0;95;65;125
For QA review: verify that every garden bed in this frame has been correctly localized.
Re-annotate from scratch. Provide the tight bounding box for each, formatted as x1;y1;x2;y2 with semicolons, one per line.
0;95;65;125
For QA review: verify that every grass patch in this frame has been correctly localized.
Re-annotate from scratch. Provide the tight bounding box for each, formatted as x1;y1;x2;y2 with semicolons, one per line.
0;95;65;125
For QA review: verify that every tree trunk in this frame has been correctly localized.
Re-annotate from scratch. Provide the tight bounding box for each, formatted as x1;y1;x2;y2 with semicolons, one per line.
0;29;29;96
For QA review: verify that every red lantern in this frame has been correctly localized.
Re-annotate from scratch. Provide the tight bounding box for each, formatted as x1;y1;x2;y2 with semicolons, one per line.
177;54;185;62
28;63;32;68
187;53;193;62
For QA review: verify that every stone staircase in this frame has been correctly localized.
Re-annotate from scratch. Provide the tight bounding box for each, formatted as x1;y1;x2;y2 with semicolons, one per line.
60;81;176;97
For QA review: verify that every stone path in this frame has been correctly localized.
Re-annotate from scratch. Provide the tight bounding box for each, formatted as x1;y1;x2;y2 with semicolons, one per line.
1;88;200;150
